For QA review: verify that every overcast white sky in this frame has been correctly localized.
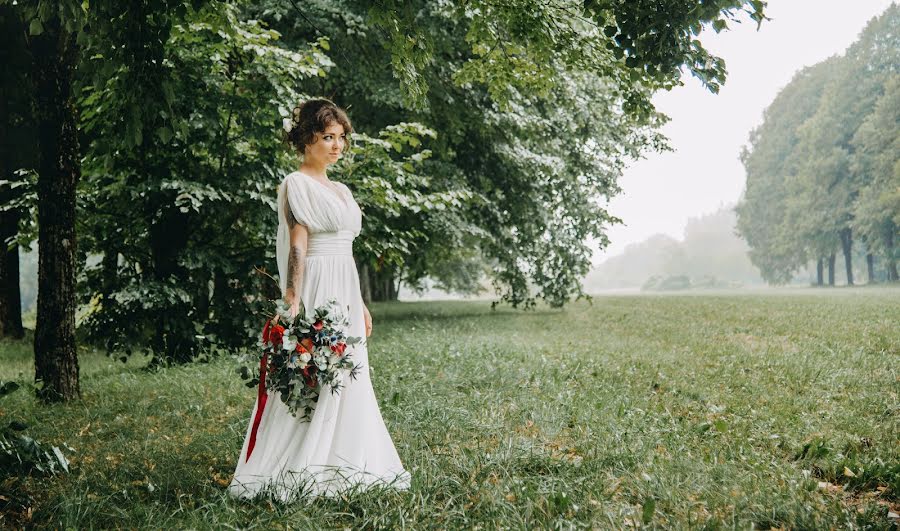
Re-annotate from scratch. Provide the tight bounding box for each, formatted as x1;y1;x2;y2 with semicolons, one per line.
590;0;896;266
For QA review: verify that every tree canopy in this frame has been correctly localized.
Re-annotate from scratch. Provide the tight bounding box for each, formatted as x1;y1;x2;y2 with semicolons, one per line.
736;5;899;285
1;0;770;378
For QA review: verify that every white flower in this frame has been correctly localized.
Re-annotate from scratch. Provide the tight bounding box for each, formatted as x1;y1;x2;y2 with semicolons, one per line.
299;352;311;364
282;117;293;133
282;335;297;352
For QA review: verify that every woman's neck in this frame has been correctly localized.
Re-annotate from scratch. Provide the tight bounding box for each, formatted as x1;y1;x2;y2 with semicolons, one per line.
299;161;328;180
299;166;329;181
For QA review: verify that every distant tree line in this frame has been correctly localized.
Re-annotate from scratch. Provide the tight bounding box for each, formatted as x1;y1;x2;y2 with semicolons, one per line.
582;206;766;292
736;6;899;286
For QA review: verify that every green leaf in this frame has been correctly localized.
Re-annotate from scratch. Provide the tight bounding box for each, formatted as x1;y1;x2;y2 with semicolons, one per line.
29;19;44;36
156;127;173;144
0;381;20;397
642;497;656;524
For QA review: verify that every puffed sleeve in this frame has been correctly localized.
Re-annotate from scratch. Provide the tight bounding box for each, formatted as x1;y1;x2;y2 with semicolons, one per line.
276;173;313;295
280;173;314;228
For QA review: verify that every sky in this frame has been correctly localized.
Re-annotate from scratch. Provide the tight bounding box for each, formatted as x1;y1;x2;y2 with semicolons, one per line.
590;0;897;266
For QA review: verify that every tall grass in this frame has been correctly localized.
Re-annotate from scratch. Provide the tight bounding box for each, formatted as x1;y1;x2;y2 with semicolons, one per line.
2;288;898;528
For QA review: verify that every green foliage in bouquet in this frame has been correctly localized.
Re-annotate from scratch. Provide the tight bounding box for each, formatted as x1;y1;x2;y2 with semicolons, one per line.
238;299;363;422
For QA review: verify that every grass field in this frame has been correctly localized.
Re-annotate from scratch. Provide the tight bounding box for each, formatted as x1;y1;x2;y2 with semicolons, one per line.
2;288;898;529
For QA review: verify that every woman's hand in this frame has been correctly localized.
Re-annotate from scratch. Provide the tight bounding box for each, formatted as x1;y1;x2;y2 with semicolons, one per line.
363;305;373;337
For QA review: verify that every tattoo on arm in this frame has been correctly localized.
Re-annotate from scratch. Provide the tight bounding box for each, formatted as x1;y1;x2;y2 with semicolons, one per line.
282;181;306;301
286;245;305;295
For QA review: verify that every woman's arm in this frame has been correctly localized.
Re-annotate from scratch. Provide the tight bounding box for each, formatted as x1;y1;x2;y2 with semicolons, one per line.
284;196;309;318
363;304;372;337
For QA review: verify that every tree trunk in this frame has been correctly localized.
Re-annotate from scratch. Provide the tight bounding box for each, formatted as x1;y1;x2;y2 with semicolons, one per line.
100;250;117;299
840;227;853;286
866;253;875;284
31;19;81;402
148;203;195;364
0;219;24;339
827;253;835;286
886;227;898;282
357;258;372;305
816;258;824;287
368;264;399;302
0;85;24;339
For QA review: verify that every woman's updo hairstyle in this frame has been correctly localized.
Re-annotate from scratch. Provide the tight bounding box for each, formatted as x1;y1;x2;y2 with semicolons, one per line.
283;98;353;156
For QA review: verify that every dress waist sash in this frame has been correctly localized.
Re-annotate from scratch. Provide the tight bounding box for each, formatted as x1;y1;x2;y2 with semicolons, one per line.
307;230;354;257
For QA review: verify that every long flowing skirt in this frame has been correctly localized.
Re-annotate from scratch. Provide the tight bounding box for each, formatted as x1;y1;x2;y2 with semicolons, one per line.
228;250;410;500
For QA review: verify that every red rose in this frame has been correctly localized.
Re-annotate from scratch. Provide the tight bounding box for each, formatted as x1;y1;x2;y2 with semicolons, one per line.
300;338;315;352
330;342;347;355
261;319;273;343
269;325;285;345
312;320;324;331
302;365;318;388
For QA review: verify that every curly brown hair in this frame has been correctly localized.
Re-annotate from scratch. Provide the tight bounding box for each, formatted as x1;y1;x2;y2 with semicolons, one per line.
283;98;354;156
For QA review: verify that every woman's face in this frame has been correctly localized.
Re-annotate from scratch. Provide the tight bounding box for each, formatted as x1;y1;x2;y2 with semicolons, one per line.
304;122;346;166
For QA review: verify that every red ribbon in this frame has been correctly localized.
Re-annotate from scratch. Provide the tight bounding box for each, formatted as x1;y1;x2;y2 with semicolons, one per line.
245;352;268;462
245;319;272;462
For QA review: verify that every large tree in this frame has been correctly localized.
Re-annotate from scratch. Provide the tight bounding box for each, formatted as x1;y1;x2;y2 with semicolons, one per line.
9;2;86;401
851;76;900;282
76;2;321;364
737;4;899;286
0;5;36;339
736;59;840;284
253;0;764;307
792;8;896;286
6;0;210;399
6;0;771;369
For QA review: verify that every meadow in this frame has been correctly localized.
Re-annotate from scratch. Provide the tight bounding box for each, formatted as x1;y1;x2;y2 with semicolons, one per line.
1;288;898;529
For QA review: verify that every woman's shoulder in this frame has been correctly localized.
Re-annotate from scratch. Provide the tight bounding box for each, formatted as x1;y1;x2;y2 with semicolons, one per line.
282;170;307;189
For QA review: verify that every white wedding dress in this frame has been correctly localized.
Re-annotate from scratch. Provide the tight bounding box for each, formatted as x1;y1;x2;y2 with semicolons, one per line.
228;170;411;500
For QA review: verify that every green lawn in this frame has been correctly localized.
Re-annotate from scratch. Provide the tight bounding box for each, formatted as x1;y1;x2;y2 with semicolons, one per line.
2;288;898;528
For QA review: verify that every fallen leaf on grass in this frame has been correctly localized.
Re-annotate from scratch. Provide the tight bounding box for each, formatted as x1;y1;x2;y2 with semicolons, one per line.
818;481;843;493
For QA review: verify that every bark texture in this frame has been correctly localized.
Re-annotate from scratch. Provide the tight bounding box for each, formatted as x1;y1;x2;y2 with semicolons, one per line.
31;18;81;402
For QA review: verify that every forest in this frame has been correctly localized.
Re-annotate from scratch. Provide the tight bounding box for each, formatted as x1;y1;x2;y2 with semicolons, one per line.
0;0;767;400
735;5;899;286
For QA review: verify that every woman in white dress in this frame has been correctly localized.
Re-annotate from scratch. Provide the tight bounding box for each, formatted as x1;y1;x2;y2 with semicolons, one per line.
228;99;411;500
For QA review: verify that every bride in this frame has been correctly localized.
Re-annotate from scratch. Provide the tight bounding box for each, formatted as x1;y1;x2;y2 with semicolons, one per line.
228;98;411;500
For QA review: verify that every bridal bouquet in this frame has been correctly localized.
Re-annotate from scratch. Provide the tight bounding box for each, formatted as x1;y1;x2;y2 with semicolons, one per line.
239;298;363;422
